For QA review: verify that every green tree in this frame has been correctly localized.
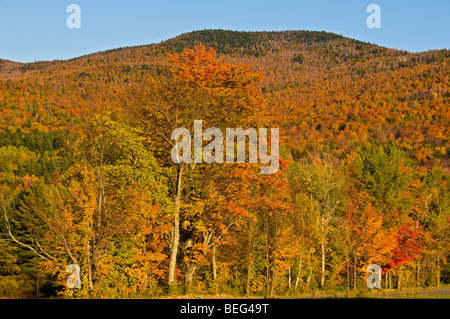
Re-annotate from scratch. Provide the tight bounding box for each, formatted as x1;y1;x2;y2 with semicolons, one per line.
353;142;414;223
288;152;345;289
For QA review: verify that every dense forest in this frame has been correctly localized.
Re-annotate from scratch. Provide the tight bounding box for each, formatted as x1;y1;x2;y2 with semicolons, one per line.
0;30;448;298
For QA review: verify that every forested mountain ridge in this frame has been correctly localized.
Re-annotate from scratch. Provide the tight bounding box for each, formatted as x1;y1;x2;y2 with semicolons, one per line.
0;30;448;298
1;30;448;171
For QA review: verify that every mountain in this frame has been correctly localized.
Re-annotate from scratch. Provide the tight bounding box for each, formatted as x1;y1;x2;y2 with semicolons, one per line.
1;29;449;171
0;29;449;298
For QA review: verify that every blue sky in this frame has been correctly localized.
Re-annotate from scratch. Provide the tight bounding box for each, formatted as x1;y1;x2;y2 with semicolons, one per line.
0;0;449;63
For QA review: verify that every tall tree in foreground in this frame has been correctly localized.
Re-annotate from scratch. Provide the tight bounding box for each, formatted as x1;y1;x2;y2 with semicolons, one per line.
288;152;345;289
129;45;265;287
351;142;426;287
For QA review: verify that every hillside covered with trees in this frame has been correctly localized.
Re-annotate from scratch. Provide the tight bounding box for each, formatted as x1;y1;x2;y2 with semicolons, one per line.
0;30;448;298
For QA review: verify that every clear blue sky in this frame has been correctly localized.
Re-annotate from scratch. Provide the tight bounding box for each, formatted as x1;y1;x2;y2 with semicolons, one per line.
0;0;449;63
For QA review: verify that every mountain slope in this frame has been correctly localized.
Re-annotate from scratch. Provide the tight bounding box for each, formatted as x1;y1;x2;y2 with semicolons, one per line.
0;29;449;171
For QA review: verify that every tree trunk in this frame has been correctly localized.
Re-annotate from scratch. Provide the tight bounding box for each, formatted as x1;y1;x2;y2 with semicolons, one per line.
168;163;183;287
306;253;313;289
268;214;278;298
264;214;275;297
35;271;39;296
185;263;197;289
346;259;349;291
143;241;149;289
269;257;275;297
211;242;218;294
306;271;312;289
90;243;102;291
436;253;440;286
245;222;252;295
385;272;388;289
389;272;392;289
320;212;326;289
294;252;303;291
86;242;94;290
416;261;419;287
320;239;325;288
353;250;357;290
288;266;291;290
212;243;217;284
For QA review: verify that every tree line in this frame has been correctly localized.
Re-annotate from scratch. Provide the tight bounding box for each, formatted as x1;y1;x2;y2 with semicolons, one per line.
0;45;448;298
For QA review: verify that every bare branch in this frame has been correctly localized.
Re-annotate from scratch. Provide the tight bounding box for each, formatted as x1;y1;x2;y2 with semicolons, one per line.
2;205;54;262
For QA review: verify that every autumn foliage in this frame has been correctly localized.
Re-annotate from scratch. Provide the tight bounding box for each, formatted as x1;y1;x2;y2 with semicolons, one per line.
0;30;449;297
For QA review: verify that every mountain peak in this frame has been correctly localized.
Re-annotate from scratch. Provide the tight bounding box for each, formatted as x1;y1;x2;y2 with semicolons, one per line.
155;29;354;55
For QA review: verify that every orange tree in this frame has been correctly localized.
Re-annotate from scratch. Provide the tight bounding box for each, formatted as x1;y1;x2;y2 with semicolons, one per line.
128;45;266;288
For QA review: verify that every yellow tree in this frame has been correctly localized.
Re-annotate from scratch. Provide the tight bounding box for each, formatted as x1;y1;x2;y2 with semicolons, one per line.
4;115;170;296
288;152;345;289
